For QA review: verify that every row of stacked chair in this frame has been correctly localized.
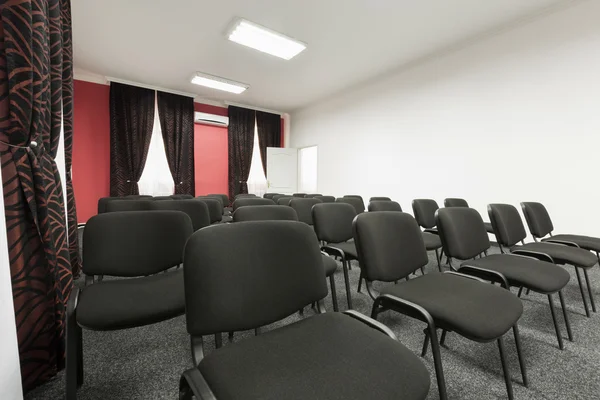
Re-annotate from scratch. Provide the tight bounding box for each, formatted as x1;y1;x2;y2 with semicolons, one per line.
66;193;599;400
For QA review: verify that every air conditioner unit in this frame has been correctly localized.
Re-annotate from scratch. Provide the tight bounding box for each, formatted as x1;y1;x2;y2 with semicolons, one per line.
194;112;229;127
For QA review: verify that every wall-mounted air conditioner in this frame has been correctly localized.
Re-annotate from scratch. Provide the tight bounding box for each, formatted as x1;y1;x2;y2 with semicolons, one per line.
194;112;229;127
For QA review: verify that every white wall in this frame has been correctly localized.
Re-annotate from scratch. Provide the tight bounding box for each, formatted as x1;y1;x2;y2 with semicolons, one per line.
291;0;600;236
0;166;24;399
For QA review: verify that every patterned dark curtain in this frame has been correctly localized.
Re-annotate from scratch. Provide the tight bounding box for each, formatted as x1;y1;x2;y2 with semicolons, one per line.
0;0;74;391
157;91;195;196
109;82;155;196
256;110;282;175
227;106;256;199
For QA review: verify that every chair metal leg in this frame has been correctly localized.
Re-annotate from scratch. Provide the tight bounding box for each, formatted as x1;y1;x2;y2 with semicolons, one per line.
435;248;442;272
547;294;564;350
329;274;339;312
558;290;573;341
228;332;234;342
341;258;353;309
517;287;524;298
440;329;448;347
66;289;81;400
254;328;261;336
583;269;596;312
347;259;352;270
298;308;304;317
497;337;514;400
421;329;430;357
513;324;528;387
574;267;591;317
357;270;363;293
214;334;222;349
526;288;530;295
420;267;426;275
77;326;83;386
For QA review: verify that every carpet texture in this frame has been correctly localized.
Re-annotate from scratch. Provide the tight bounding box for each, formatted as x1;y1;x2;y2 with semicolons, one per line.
26;246;600;399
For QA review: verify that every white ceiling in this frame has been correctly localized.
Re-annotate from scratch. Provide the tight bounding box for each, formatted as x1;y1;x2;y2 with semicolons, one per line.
72;0;572;112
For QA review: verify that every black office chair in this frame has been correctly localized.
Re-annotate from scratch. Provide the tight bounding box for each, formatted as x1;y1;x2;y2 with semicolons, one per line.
235;193;257;199
194;198;222;224
289;198;322;225
207;194;230;208
232;197;275;211
353;211;526;400
368;200;402;212
150;199;211;232
263;193;279;199
436;207;572;349
276;196;294;206
315;195;335;203
521;202;600;259
153;196;173;201
444;197;495;234
272;194;287;203
313;203;357;309
370;196;391;202
98;197;147;214
105;199;154;212
337;197;365;214
488;203;598;317
304;193;322;198
65;211;193;400
292;193;307;197
171;194;194;199
179;221;430;400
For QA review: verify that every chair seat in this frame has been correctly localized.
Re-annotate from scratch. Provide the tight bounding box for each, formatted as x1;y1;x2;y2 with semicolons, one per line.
380;273;522;342
483;222;495;234
221;215;233;223
198;312;430;400
77;270;185;330
461;254;569;294
514;242;597;268
421;232;442;250
543;234;600;253
327;240;358;259
321;254;338;276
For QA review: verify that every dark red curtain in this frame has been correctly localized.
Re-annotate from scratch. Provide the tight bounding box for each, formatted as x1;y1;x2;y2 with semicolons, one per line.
227;106;256;199
0;0;75;391
109;82;155;196
256;110;282;175
157;91;195;196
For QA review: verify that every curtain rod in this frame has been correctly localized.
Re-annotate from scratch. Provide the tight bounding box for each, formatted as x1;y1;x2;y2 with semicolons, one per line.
106;77;198;98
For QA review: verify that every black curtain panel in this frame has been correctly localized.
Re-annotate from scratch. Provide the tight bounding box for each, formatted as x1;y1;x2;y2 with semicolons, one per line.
1;0;74;391
256;110;282;175
157;91;195;196
227;106;256;199
109;82;155;196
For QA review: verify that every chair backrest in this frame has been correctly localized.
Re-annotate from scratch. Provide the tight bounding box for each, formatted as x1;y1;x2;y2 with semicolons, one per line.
368;200;402;212
195;198;222;224
235;193;257;199
435;207;490;260
488;204;528;247
207;194;230;207
232;197;275;211
292;193;307;197
289;198;322;225
272;194;287;203
150;199;211;231
315;195;335;203
412;199;439;229
312;202;356;243
105;199;154;212
276;196;294;206
198;195;224;211
444;198;469;208
263;193;279;199
97;197;113;214
84;210;193;277
521;202;554;239
233;205;298;222
336;197;365;214
171;194;194;200
153;196;173;201
370;197;391;202
184;221;327;335
353;212;428;282
304;194;322;198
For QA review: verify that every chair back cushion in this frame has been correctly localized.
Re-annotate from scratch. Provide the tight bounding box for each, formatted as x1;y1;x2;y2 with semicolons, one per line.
444;198;469;208
171;194;194;199
370;197;392;202
336;197;365;214
150;199;211;231
198;195;224;209
521;202;554;238
353;212;428;282
276;196;294;206
208;194;230;207
411;199;439;229
263;193;279;199
312;203;356;243
84;210;192;276
368;200;402;212
233;205;298;222
290;198;322;225
184;221;327;335
488;204;528;247
435;208;490;259
315;195;335;203
292;193;307;197
304;194;322;198
195;198;223;223
232;197;275;210
105;199;154;212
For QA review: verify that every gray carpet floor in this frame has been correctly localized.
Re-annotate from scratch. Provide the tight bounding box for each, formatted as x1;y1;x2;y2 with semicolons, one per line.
26;246;600;399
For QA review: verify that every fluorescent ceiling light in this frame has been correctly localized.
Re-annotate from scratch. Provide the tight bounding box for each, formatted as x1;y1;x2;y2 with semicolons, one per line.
191;73;249;94
228;19;306;60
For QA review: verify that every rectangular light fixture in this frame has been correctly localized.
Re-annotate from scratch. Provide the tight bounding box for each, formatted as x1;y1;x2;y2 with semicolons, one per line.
228;19;306;60
191;72;249;94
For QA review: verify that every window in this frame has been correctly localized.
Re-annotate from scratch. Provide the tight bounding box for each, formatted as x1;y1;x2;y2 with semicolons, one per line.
246;121;268;197
138;96;174;196
298;146;318;193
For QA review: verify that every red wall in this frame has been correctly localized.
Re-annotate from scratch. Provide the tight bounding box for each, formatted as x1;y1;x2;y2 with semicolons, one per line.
73;80;110;222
